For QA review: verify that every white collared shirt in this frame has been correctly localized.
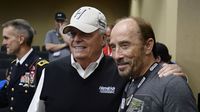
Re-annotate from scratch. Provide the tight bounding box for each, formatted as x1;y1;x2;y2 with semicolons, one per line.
28;52;104;112
16;48;33;65
71;52;103;79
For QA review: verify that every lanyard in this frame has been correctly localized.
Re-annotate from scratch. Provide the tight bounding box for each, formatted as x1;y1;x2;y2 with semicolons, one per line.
119;62;158;112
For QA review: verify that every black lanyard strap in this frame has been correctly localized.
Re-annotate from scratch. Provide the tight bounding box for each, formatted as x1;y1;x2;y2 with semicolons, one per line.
119;62;158;112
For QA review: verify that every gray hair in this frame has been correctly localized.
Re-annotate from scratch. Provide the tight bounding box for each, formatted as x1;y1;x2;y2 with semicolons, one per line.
2;19;36;46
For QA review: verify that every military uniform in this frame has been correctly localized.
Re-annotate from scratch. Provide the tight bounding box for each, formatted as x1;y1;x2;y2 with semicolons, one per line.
0;51;48;112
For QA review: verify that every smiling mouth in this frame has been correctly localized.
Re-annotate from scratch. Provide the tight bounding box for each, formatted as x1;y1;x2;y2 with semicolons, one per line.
75;46;85;49
73;46;86;51
117;63;129;71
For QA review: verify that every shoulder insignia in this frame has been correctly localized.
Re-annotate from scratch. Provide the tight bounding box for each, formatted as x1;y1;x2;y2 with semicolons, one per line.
11;59;16;64
37;60;49;67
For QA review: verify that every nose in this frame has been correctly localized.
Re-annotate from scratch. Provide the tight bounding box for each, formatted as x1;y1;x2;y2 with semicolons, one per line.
2;39;7;46
72;33;82;42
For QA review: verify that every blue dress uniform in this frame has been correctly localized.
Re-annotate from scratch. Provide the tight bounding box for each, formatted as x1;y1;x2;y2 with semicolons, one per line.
0;51;48;112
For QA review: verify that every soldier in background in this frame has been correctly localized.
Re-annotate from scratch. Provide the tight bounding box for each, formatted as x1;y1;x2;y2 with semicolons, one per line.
0;19;48;112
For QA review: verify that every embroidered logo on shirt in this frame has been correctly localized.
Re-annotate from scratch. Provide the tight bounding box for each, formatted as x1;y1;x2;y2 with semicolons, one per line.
99;86;115;94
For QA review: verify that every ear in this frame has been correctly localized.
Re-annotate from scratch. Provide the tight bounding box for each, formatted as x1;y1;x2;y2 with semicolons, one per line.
101;34;107;47
18;34;25;45
156;56;161;62
144;38;154;55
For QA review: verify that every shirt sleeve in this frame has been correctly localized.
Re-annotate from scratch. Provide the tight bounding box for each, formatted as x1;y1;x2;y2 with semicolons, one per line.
27;69;45;112
163;76;198;112
44;31;53;44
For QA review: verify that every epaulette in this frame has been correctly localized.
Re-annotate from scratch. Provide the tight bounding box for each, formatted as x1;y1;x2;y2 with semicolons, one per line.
37;59;49;67
11;59;16;64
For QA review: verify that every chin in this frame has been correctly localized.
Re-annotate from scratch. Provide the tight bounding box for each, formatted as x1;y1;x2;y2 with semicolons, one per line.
73;54;87;59
6;51;11;55
118;71;131;78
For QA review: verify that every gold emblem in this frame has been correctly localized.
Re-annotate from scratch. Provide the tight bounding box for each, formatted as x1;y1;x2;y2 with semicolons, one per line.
37;60;49;66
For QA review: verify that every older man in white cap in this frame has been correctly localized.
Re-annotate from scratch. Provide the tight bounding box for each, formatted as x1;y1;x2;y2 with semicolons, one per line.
28;6;127;112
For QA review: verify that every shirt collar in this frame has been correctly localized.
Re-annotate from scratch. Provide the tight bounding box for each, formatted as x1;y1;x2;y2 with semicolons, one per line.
71;52;104;79
16;48;33;65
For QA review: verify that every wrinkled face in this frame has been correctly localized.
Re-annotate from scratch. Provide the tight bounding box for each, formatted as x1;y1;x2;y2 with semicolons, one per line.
68;28;104;63
2;26;21;55
110;20;145;78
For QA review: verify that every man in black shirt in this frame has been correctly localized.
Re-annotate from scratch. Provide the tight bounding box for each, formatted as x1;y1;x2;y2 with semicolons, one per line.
28;6;126;112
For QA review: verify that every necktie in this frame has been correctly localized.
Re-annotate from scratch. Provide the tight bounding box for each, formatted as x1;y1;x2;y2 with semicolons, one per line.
12;62;21;78
16;62;21;67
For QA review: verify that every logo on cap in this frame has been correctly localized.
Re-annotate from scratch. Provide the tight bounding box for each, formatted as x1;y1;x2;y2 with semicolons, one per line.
55;12;66;22
63;6;107;34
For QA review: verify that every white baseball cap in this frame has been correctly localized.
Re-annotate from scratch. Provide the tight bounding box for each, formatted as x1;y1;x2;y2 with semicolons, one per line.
63;6;107;34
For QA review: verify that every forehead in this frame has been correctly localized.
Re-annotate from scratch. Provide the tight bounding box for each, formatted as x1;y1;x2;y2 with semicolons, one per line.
2;26;17;36
110;19;141;44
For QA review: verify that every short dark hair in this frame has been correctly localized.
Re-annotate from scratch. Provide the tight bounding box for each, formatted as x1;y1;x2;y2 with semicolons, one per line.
156;42;172;63
2;19;35;46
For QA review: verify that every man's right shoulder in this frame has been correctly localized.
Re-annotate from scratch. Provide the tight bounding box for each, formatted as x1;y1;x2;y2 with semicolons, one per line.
37;59;49;68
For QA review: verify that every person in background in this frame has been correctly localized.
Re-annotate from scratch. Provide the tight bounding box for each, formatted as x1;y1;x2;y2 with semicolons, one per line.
109;17;197;112
0;19;48;112
44;12;70;62
103;25;113;56
28;6;187;112
156;42;174;64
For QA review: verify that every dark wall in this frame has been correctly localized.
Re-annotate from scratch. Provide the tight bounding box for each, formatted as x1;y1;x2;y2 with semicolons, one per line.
0;0;130;46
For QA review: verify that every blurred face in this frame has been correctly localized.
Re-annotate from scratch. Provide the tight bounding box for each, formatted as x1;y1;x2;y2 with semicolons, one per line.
55;20;65;30
110;20;145;78
2;26;21;55
68;28;104;67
